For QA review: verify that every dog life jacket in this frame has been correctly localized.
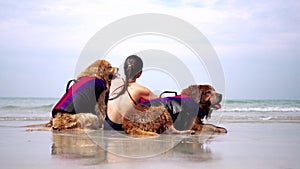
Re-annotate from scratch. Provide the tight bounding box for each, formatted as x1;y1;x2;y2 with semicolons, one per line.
140;94;202;131
52;77;107;118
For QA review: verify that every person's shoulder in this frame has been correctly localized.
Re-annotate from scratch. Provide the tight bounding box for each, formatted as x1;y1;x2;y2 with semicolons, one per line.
133;83;151;93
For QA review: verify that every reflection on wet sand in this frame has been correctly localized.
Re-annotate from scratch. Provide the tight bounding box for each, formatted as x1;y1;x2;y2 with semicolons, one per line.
51;131;107;165
51;130;218;165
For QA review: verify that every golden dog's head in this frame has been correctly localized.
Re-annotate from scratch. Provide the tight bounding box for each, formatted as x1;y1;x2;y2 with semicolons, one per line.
181;84;222;119
77;60;119;82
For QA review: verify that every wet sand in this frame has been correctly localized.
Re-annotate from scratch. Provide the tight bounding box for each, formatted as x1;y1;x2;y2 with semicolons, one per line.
0;121;299;169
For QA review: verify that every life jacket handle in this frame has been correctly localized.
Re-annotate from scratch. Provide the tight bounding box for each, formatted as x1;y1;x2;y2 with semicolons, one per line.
65;79;78;93
159;91;178;98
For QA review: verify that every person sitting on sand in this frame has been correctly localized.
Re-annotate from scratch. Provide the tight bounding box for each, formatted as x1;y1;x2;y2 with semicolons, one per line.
105;55;158;131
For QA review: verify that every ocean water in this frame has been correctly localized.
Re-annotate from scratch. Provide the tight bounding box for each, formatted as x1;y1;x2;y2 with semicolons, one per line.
0;97;56;121
0;98;299;123
218;100;300;123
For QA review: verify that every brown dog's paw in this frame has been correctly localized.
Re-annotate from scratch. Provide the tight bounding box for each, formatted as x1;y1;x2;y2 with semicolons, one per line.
215;127;227;133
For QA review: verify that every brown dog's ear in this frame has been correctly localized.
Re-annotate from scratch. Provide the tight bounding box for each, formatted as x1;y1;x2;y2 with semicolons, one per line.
181;85;202;103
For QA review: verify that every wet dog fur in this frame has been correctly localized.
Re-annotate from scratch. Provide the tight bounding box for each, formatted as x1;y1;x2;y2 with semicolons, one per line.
122;84;227;136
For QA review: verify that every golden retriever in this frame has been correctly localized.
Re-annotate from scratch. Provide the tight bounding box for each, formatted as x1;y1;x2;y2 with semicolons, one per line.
122;84;227;136
47;60;118;131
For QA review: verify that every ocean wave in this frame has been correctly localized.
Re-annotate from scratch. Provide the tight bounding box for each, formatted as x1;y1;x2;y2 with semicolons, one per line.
1;104;54;110
219;115;300;123
221;107;300;112
1;105;20;109
225;100;300;104
0;117;50;121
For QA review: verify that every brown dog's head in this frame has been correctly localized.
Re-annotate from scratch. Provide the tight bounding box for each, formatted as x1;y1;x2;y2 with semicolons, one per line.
181;84;222;119
77;60;119;82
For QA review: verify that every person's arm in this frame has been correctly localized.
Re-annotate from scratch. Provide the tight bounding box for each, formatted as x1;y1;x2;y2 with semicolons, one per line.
139;86;158;101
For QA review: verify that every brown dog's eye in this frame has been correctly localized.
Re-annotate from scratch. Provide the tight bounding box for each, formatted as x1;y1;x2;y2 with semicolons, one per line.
204;91;211;95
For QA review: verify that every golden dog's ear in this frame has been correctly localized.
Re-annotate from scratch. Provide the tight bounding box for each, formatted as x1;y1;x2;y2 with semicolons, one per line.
96;60;108;78
181;85;202;103
77;60;110;80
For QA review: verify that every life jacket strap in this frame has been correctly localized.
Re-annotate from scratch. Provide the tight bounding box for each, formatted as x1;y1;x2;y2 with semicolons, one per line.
65;79;78;93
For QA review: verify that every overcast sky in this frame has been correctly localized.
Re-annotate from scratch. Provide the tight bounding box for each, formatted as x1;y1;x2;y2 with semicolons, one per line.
0;0;299;99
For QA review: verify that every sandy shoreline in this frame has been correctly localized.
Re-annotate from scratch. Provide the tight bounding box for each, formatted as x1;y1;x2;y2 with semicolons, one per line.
0;121;299;169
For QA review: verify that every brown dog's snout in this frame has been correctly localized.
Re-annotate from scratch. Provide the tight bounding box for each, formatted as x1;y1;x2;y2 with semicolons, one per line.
216;93;222;102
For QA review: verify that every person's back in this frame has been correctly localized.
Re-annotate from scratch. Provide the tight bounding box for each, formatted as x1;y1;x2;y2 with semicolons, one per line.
105;55;157;130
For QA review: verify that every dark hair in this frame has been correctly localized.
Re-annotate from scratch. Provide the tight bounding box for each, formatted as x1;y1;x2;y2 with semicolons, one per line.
124;55;143;80
109;55;143;100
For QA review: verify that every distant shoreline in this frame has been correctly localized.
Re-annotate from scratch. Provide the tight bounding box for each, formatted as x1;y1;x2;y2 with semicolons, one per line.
0;97;299;101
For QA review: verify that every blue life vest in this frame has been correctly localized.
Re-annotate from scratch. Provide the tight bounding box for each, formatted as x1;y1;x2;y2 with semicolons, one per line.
141;94;201;130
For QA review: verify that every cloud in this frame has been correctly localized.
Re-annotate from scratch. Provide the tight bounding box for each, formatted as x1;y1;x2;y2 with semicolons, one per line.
0;0;299;98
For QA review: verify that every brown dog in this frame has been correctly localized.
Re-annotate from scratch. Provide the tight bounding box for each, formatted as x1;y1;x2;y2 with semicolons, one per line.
182;85;227;133
48;60;119;131
122;84;227;136
122;104;193;136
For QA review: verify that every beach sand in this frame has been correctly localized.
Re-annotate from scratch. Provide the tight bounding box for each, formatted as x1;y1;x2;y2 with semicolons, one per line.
0;121;299;169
